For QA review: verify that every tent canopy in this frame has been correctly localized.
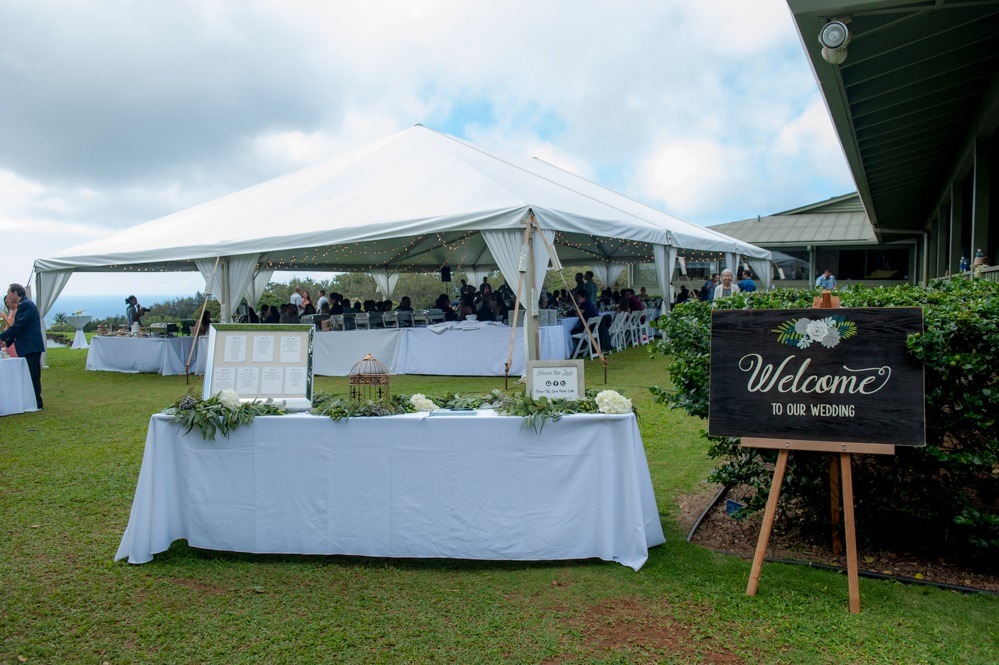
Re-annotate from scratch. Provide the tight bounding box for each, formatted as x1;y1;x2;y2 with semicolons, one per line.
34;125;770;316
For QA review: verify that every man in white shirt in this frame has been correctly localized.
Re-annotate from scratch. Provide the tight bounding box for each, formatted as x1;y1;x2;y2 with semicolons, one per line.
316;289;329;312
290;286;304;316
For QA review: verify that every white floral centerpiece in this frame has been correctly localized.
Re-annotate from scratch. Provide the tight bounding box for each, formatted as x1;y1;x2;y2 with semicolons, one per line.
595;389;633;414
409;393;438;412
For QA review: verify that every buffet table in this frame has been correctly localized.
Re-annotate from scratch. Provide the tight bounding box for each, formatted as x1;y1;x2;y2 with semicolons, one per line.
86;336;199;375
0;357;39;416
116;411;665;569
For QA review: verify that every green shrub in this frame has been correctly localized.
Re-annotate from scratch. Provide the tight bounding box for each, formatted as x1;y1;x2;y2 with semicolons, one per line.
652;278;999;561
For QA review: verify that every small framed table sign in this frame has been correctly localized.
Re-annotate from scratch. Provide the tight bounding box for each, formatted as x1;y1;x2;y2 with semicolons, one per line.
526;360;585;400
203;324;315;411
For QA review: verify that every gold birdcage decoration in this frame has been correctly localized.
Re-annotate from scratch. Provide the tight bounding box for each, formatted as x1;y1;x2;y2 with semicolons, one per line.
349;353;391;402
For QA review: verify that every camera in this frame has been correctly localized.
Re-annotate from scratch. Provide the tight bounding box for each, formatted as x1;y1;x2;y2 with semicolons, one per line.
138;306;151;316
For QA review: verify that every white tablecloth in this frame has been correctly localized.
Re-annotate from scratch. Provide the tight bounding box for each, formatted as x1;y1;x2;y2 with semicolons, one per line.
0;357;38;416
66;315;92;349
311;324;566;376
86;336;199;375
116;411;665;569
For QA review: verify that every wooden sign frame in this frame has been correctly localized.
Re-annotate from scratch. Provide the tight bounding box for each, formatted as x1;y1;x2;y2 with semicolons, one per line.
203;323;315;411
526;360;585;400
725;292;922;614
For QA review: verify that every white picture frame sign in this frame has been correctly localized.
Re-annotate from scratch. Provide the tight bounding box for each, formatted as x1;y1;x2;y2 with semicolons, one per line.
203;323;315;411
526;360;585;401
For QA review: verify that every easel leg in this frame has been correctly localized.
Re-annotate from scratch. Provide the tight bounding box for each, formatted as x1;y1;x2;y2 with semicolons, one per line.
746;449;789;596
840;452;861;614
829;456;843;555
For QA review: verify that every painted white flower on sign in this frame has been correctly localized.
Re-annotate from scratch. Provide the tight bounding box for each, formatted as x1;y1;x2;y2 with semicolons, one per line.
774;315;858;350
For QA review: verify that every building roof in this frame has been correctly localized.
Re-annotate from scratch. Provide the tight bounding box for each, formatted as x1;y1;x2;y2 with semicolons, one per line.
786;0;999;241
709;193;877;246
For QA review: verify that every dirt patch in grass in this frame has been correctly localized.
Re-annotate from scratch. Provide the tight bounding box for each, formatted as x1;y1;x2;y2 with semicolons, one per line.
678;485;999;594
545;594;745;664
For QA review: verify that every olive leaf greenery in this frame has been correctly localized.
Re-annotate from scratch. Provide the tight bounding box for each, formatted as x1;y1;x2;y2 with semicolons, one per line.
164;392;287;441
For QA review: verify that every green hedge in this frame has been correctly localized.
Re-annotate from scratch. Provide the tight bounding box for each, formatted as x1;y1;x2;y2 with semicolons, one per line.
652;278;999;560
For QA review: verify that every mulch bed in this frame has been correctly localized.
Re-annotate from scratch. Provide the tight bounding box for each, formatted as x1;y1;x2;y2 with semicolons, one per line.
676;484;999;594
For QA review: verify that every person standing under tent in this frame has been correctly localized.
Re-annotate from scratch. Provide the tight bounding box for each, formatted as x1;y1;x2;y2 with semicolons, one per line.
713;269;741;300
738;270;757;292
290;286;304;316
583;271;599;303
0;284;44;409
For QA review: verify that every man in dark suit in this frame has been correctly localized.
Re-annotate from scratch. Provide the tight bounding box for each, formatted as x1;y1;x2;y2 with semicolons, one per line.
1;283;44;409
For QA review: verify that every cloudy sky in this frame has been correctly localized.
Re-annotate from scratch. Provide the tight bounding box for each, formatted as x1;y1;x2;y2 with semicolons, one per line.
0;0;854;296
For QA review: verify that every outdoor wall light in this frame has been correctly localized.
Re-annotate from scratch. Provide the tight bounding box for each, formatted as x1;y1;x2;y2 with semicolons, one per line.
819;19;851;65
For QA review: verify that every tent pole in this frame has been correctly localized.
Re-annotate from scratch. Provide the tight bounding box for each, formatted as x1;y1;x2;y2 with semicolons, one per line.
186;257;221;383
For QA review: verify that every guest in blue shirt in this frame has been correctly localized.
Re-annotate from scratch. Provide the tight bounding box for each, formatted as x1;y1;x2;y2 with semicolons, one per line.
738;270;757;292
0;283;44;409
815;269;838;290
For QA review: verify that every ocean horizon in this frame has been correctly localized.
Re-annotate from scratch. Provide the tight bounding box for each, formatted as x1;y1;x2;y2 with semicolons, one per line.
43;294;191;322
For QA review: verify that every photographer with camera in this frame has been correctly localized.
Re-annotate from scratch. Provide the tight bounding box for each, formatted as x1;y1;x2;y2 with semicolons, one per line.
125;295;149;328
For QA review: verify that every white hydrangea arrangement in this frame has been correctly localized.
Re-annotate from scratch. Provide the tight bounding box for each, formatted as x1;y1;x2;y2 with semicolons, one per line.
595;389;633;414
218;389;243;410
409;393;438;412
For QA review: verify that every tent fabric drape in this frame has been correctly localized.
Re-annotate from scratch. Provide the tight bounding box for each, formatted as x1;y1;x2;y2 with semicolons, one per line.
482;229;527;293
532;228;555;294
465;269;491;291
371;270;401;299
653;245;676;308
223;254;260;321
745;257;773;290
195;258;223;297
591;262;627;290
245;268;274;307
34;270;72;319
725;252;738;275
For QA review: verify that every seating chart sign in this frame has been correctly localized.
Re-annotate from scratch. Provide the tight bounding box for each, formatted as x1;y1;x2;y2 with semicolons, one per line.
526;360;585;401
709;308;925;446
203;324;314;411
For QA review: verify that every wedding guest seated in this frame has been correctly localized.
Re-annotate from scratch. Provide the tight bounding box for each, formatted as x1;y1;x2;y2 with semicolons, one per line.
279;304;296;323
303;302;316;317
458;295;476;320
247;306;260;323
329;295;344;315
380;300;393;312
476;298;495;321
396;296;414;311
435;294;458;321
263;305;280;323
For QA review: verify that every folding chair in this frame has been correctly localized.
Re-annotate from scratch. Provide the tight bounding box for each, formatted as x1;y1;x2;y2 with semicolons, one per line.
571;316;603;360
354;313;371;330
381;311;399;328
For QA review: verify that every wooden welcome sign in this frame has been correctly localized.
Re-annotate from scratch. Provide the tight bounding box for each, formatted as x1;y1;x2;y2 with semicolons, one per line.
709;308;925;446
709;304;925;614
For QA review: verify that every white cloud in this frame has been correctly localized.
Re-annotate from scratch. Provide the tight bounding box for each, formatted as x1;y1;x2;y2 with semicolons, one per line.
0;0;853;295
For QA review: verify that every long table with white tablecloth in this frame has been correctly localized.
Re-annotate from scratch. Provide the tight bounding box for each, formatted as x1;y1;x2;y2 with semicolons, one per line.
90;324;566;377
0;357;39;416
116;411;665;569
86;336;199;375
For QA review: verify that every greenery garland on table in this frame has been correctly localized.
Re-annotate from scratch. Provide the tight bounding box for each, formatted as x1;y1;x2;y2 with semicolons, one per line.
164;388;636;439
164;390;286;441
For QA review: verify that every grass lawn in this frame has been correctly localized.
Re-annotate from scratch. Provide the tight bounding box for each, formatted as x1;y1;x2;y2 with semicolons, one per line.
1;346;996;663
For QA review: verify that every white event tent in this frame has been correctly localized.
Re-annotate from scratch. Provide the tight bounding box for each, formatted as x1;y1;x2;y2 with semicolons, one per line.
33;125;771;321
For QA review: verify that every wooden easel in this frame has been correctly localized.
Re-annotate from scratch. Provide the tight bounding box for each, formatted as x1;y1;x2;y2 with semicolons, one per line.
742;291;895;614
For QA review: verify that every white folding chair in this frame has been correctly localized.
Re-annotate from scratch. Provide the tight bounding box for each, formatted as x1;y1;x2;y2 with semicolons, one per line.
412;311;428;327
381;311;399;328
329;314;344;331
427;308;444;324
608;312;627;351
397;311;414;327
354;313;371;330
571;316;603;360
